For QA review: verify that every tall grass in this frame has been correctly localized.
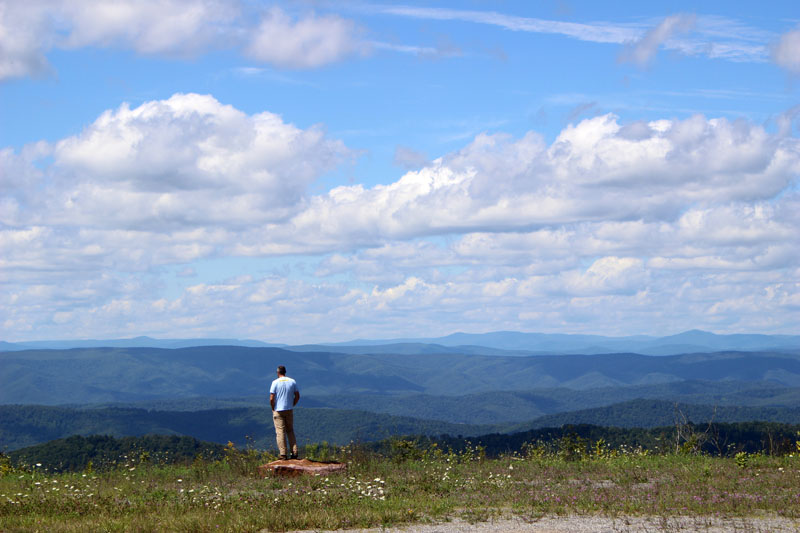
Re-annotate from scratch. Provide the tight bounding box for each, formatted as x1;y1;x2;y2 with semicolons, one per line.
2;439;800;532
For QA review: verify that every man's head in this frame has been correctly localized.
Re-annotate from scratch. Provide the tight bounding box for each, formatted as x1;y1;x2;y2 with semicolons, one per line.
277;365;286;376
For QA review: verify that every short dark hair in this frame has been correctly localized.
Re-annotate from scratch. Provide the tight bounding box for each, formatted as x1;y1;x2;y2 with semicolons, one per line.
277;365;286;375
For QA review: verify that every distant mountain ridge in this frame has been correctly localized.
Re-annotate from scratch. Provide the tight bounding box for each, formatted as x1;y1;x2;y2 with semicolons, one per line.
3;329;798;355
330;329;800;355
0;336;282;351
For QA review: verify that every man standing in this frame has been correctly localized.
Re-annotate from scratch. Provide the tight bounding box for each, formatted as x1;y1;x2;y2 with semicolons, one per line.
269;365;300;460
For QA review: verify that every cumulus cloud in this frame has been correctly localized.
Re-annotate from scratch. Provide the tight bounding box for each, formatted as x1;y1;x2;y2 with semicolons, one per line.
3;102;800;341
6;108;799;258
1;94;350;281
235;113;798;255
619;14;696;67
0;1;364;80
773;26;800;73
42;93;347;230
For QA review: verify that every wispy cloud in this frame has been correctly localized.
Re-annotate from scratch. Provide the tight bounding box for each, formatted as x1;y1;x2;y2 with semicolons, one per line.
619;14;695;67
566;101;598;122
369;41;440;56
371;5;772;64
229;67;317;86
373;5;639;44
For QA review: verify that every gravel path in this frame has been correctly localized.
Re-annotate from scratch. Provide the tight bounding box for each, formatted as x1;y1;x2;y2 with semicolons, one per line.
284;514;800;532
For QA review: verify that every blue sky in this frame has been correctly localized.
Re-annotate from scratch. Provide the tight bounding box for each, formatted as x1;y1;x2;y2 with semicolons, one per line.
2;1;799;343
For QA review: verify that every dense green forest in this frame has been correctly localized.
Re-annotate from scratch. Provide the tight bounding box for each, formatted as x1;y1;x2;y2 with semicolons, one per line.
508;399;800;431
435;421;800;457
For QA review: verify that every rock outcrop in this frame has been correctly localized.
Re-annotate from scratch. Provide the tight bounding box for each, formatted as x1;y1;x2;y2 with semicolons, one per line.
259;458;347;477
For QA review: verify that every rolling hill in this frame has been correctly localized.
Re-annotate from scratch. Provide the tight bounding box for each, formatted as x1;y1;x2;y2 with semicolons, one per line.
3;346;800;405
5;344;800;454
4;398;800;453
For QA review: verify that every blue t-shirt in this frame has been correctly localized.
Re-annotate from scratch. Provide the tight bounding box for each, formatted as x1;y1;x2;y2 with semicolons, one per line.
270;376;299;411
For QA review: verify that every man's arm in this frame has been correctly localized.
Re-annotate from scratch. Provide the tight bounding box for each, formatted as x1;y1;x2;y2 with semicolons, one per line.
270;393;276;411
293;390;300;406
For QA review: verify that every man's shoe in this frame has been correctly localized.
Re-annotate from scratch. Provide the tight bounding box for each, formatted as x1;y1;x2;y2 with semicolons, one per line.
289;453;298;460
279;455;288;460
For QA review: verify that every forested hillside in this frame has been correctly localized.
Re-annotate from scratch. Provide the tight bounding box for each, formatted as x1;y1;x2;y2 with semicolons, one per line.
5;347;800;454
508;399;800;431
3;346;800;405
0;405;497;452
89;380;800;425
433;421;800;457
5;399;800;453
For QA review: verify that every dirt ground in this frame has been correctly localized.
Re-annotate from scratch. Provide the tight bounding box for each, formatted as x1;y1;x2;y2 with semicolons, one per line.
283;514;800;533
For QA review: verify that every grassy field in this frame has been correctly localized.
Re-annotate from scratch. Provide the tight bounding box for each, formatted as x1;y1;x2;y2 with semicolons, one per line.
2;440;800;532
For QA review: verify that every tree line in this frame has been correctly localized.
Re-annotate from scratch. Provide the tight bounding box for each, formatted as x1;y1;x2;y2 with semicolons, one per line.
6;420;800;473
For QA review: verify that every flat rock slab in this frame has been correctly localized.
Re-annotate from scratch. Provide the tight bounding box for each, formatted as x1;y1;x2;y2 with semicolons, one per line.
259;458;347;477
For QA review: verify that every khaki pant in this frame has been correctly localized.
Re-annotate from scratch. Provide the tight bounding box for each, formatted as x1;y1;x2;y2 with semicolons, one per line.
272;409;297;458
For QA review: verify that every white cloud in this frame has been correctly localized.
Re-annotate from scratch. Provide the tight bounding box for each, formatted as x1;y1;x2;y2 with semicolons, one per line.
0;1;364;80
246;7;365;69
773;26;800;73
57;0;240;55
563;257;647;295
1;2;782;82
240;113;798;255
1;94;350;281
4;240;799;342
7;109;799;263
0;0;238;79
0;1;53;79
374;5;639;44
46;93;349;230
3;102;800;341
